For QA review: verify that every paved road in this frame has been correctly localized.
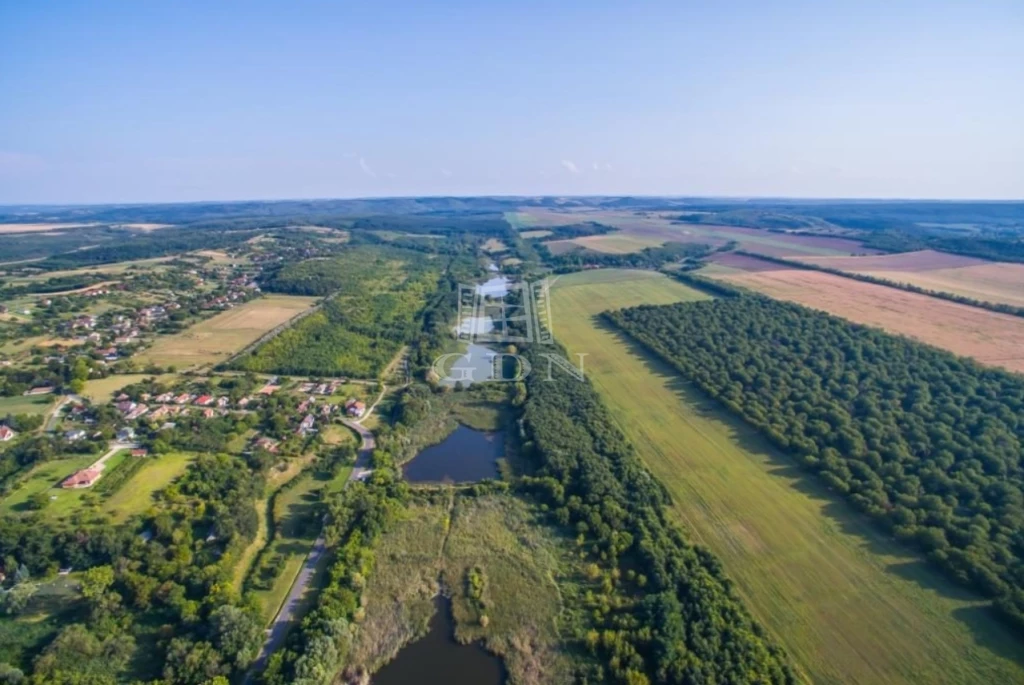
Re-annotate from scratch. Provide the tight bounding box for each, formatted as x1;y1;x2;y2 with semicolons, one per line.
247;414;376;680
44;393;80;433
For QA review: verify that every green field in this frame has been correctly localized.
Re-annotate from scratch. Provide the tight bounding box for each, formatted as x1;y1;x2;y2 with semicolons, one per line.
550;269;1024;685
251;471;326;624
0;451;191;523
0;456;97;515
103;452;193;523
0;393;56;416
81;373;176;403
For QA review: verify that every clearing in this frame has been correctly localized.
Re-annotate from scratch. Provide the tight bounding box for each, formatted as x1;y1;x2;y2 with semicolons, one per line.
81;373;177;403
701;259;1024;373
550;268;1024;685
0;452;192;524
0;393;57;416
797;249;1024;308
250;470;329;624
135;294;318;370
102;452;193;523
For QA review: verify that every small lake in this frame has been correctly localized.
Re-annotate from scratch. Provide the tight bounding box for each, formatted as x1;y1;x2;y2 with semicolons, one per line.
373;595;504;685
403;425;503;484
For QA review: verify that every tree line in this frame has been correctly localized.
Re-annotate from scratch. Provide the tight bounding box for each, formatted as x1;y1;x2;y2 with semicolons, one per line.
515;343;795;683
605;296;1024;634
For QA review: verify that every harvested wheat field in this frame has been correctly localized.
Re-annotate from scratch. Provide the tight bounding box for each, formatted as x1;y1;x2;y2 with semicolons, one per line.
0;222;97;234
706;264;1024;373
799;250;1024;308
135;294;318;369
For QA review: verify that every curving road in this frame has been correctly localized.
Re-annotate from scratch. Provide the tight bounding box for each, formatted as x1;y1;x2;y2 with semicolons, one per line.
247;413;376;681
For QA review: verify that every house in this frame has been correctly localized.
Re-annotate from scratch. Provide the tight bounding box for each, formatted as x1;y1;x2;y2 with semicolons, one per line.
116;427;135;441
0;426;16;442
297;414;316;435
345;399;367;418
125;404;149;420
149;406;170;420
216;396;230;408
23;386;54;396
155;392;175;403
258;383;279;395
116;393;130;402
116;400;137;414
63;468;101;489
202;408;216;419
254;436;279;453
237;396;251;408
299;382;315;393
194;395;214;406
131;448;148;457
64;429;87;442
174;393;192;404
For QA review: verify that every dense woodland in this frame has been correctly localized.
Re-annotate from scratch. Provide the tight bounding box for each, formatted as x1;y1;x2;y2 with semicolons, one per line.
606;297;1024;632
239;246;447;378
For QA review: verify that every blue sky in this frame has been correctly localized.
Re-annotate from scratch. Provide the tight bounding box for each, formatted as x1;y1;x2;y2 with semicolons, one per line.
1;0;1021;203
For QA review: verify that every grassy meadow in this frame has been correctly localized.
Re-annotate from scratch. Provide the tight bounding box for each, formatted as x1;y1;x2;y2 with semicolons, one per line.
351;493;573;684
250;470;327;624
0;452;192;524
550;268;1024;685
0;393;57;416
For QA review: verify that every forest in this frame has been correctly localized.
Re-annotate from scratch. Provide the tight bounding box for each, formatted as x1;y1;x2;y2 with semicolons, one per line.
238;246;444;377
605;296;1024;633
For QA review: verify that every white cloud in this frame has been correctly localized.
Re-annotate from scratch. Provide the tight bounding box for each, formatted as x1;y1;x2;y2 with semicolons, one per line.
592;161;613;172
561;159;579;174
359;157;377;178
440;168;452;177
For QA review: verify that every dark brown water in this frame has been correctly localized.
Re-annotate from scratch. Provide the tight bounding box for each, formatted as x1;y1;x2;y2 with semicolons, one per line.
403;425;503;483
373;595;504;685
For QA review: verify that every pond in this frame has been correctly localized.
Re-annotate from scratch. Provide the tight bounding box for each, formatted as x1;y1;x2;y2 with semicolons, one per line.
373;595;505;685
403;425;503;484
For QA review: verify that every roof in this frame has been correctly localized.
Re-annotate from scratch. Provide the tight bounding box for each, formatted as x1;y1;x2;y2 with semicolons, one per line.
64;468;101;487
